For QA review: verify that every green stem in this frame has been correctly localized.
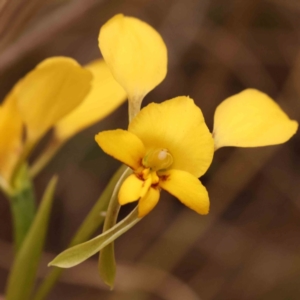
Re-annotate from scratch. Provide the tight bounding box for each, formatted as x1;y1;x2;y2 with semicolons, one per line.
33;165;127;300
9;164;36;252
30;137;63;178
11;142;35;188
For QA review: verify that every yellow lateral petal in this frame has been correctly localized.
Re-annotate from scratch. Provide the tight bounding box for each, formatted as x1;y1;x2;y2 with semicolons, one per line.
213;89;299;149
129;96;214;177
138;187;160;217
118;174;144;205
0;92;23;182
99;14;167;106
160;169;209;215
95;129;146;170
55;59;127;141
15;57;92;143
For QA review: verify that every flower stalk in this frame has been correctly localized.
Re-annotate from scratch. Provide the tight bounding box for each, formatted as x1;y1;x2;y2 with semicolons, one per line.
128;96;143;122
30;138;63;178
9;164;36;252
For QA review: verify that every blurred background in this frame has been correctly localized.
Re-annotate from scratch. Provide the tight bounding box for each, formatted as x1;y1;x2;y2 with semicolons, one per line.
0;0;300;299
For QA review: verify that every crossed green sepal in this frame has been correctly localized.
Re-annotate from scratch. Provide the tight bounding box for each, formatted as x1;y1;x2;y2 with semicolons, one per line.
49;206;141;269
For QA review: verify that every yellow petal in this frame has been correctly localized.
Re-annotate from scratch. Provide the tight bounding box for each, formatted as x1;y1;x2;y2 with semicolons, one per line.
99;14;167;107
0;92;23;181
213;89;298;149
55;59;127;141
138;187;160;217
128;96;214;177
95;129;146;170
160;169;209;215
118;174;144;205
15;57;92;143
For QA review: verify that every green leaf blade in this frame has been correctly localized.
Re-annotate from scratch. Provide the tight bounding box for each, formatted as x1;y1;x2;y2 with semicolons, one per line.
6;176;58;300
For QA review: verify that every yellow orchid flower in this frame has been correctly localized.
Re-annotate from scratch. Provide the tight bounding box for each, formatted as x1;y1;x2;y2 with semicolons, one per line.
0;57;92;187
48;15;299;279
95;91;298;218
96;96;214;217
95;15;298;219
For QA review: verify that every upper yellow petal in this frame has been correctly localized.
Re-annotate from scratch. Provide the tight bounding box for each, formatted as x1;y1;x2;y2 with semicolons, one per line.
160;169;209;215
0;92;23;182
99;14;167;105
55;59;127;141
95;129;146;170
128;96;214;177
118;174;145;205
138;187;160;217
15;57;92;143
213;89;298;149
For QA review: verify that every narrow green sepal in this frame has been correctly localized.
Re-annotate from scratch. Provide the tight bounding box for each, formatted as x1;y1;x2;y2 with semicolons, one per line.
99;243;116;290
98;167;131;289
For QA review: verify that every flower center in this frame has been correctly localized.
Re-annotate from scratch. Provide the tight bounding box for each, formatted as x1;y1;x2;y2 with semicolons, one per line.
142;148;173;171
